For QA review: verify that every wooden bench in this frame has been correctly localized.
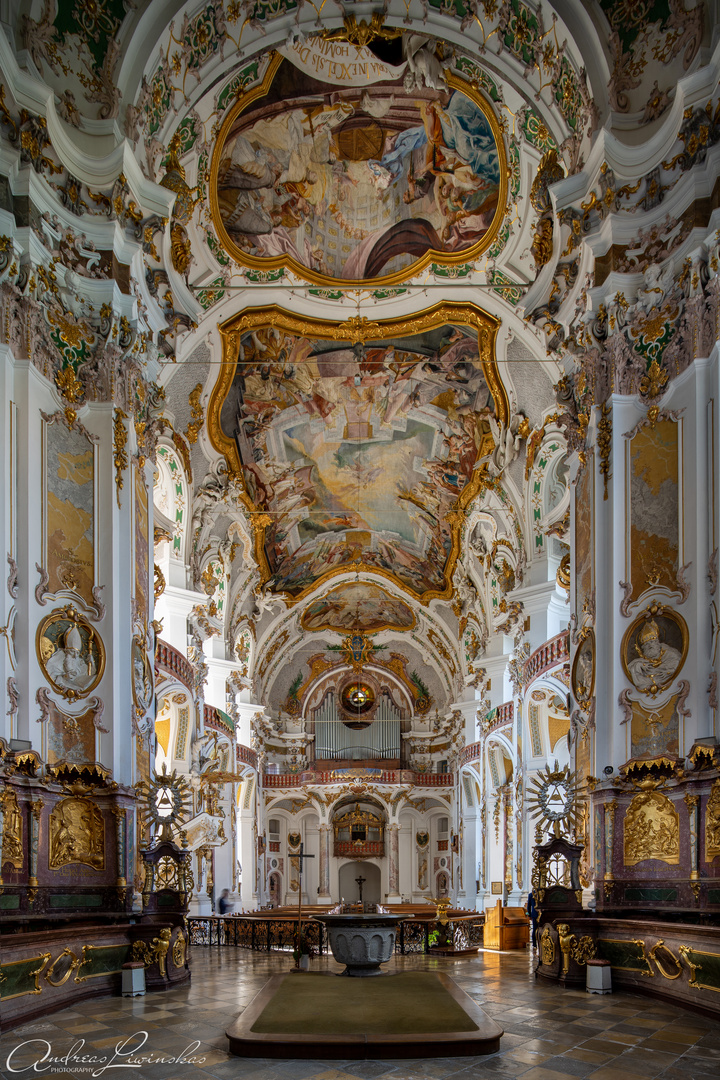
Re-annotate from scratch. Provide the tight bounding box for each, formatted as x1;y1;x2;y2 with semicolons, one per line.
482;899;529;950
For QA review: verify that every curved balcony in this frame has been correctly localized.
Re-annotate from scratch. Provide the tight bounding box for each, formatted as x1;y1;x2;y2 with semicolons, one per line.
155;638;193;692
523;631;570;690
237;743;258;770
204;703;235;735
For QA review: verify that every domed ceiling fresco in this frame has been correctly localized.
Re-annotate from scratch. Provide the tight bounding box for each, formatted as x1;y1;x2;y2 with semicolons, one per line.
209;304;505;601
300;582;416;633
210;50;506;284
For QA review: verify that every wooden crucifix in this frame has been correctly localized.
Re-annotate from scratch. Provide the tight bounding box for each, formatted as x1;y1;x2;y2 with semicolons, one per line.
295;842;314;964
355;873;366;904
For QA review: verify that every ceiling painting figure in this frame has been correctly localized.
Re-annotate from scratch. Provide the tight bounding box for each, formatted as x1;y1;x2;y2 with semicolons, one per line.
209;304;504;602
301;582;416;633
210;55;506;285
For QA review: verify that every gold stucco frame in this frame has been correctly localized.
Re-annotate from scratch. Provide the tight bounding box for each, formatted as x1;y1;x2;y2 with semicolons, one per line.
208;302;505;605
208;54;509;287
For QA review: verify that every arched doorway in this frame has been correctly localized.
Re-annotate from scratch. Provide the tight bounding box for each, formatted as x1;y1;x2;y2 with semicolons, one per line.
268;872;281;908
339;862;381;906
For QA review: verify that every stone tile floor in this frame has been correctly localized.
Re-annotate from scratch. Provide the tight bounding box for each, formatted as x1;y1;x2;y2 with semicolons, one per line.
2;947;719;1080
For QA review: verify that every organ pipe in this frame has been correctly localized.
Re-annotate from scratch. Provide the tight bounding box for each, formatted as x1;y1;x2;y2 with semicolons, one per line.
314;693;401;761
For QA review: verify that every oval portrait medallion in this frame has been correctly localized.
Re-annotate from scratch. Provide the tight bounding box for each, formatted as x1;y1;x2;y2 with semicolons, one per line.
37;605;105;702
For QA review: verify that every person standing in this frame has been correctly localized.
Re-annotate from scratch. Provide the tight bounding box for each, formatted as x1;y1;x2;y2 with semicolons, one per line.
526;890;538;947
218;888;232;915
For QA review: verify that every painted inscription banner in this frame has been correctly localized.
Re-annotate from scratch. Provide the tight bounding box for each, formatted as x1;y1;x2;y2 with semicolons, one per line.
279;38;407;86
210;56;506;285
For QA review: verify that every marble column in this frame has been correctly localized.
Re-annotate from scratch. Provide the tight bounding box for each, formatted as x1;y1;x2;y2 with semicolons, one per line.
317;824;331;901
387;824;400;902
685;794;700;900
603;800;617;898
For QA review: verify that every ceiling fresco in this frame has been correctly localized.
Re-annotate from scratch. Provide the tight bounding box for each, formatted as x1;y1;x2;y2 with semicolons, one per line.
210;55;506;285
300;582;416;633
209;305;504;601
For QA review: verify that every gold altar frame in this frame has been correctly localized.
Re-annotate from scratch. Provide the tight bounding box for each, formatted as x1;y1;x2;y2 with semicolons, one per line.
209;54;508;287
208;302;505;605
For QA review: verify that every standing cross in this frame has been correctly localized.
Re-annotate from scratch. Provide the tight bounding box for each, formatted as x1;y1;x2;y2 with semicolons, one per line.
355;873;366;903
295;842;314;964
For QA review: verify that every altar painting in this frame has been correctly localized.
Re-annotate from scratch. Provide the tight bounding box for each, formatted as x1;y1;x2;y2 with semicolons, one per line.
213;311;502;599
211;59;505;284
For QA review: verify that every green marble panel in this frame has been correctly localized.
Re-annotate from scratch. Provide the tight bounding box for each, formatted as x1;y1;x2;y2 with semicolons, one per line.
76;944;131;982
0;954;49;999
624;887;677;902
598;938;652;974
49;893;102;908
681;947;720;993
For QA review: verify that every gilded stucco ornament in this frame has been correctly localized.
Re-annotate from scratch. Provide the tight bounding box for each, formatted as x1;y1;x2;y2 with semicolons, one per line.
36;605;105;701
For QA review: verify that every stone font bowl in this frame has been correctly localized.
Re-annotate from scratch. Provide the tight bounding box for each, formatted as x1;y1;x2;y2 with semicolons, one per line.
312;913;399;976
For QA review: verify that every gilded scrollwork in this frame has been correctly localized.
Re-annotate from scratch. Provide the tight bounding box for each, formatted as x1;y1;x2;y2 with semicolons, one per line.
570;935;597;966
556;923;576;975
171;931;186;969
132;928;172;978
44;948;81;986
648;940;682;980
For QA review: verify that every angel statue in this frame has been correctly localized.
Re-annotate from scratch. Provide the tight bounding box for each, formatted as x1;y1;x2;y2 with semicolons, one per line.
486;413;526;476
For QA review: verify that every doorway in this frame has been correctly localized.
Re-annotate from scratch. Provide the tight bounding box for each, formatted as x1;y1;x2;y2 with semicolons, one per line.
339;861;381;906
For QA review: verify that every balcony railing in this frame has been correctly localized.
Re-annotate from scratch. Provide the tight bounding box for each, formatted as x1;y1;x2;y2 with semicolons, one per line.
523;631;570;689
204;704;235;735
262;770;454;788
155;638;193;692
460;741;482;766
333;840;385;859
237;743;258;770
